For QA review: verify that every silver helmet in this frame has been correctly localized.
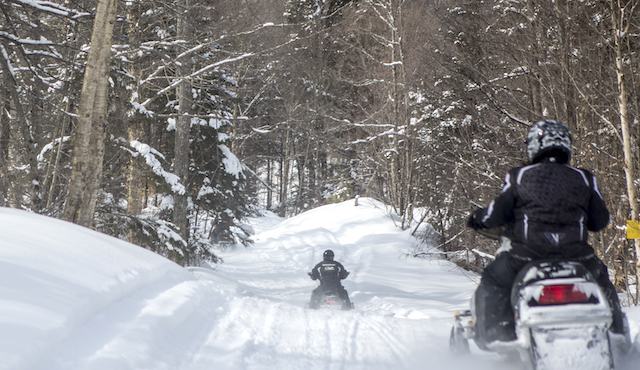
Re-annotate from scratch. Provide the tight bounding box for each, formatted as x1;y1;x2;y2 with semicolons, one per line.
526;120;573;163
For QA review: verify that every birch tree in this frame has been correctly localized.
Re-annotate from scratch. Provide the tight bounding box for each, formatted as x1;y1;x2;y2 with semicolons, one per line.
366;0;414;227
610;0;640;303
62;0;118;227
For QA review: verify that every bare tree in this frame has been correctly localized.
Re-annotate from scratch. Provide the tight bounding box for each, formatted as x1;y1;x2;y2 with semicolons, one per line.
610;0;640;303
171;0;194;262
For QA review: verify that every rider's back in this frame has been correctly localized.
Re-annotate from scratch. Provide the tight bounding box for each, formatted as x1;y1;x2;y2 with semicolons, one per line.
505;161;609;258
311;260;347;289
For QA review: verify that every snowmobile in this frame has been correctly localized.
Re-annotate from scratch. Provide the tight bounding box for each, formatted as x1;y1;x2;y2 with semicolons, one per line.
450;228;632;370
308;282;354;310
312;289;348;310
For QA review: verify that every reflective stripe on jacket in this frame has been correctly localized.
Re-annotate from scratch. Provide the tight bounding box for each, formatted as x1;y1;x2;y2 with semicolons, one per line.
476;160;609;258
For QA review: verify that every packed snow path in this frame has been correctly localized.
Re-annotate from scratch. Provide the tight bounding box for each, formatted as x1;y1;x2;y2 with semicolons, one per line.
2;199;640;370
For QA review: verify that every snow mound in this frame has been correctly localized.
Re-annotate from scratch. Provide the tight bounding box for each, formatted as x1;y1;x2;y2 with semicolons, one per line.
0;208;190;370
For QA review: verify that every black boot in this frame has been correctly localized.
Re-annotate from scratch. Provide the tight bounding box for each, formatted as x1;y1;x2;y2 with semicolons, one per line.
475;281;515;344
485;321;517;342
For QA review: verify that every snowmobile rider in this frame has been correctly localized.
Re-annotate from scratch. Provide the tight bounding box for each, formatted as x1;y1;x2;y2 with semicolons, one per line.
466;120;625;345
308;250;352;310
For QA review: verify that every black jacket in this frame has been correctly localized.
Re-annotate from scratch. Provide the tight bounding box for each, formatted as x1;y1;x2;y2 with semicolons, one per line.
310;260;349;288
472;159;609;259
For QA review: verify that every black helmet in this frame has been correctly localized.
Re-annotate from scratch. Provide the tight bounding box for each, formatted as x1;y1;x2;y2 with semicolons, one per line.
526;120;573;164
323;249;334;261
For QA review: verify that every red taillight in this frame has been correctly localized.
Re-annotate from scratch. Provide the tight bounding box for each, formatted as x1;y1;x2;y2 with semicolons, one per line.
537;284;589;305
327;301;334;305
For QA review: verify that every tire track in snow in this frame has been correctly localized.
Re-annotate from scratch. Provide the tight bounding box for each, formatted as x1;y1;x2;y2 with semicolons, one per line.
205;200;510;369
345;317;360;365
351;311;420;368
179;288;422;370
35;275;228;370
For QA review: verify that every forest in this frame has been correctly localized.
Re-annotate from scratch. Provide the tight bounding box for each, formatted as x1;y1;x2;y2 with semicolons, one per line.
2;0;640;303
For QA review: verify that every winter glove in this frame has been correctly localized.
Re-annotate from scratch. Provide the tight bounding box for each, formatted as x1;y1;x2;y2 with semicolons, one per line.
466;209;485;230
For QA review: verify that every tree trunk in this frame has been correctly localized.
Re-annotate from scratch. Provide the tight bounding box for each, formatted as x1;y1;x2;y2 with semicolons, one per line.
266;157;272;210
611;0;640;303
173;0;192;255
44;97;71;210
126;120;145;243
0;74;13;207
62;0;117;227
397;0;414;230
279;131;291;218
125;2;146;244
0;43;41;211
385;0;410;226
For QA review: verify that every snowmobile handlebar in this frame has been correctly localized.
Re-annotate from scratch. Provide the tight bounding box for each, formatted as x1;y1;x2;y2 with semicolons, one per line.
473;226;505;241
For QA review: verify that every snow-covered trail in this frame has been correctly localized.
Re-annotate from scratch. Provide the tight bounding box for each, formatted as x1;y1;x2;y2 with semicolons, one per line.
3;199;640;370
180;199;511;370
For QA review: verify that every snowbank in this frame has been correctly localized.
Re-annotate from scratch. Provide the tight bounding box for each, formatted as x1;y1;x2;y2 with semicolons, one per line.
0;208;193;369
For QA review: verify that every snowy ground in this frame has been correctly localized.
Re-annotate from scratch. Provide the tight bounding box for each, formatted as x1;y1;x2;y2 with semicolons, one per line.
2;198;640;370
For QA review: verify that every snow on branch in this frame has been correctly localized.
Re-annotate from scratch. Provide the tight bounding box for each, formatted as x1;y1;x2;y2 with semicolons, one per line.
152;220;187;253
25;49;63;60
383;61;402;67
129;140;185;195
471;248;496;261
9;0;90;19
142;53;254;108
0;32;59;46
348;129;404;145
251;126;274;134
218;144;243;179
0;44;16;80
37;136;70;162
141;21;287;86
